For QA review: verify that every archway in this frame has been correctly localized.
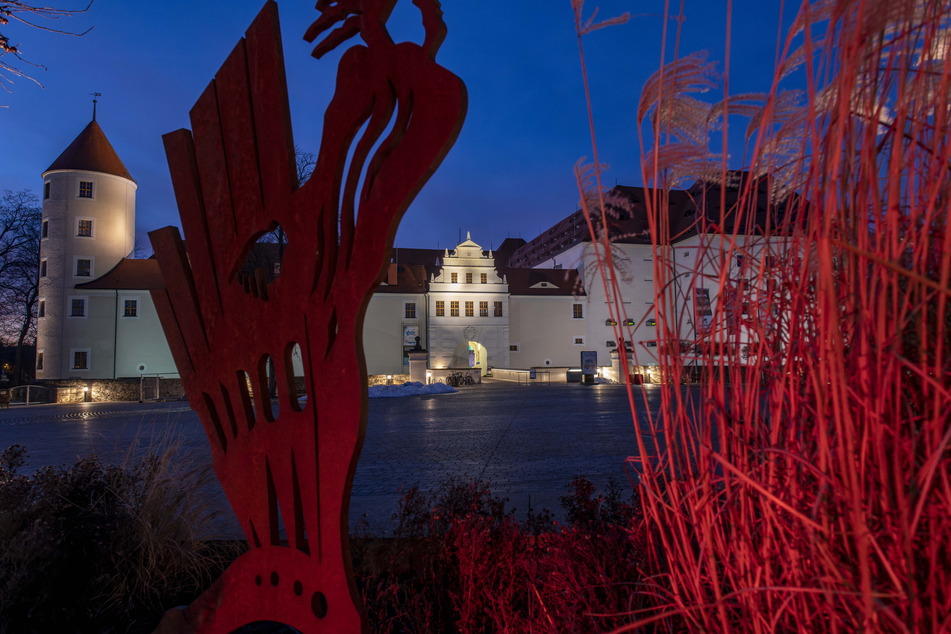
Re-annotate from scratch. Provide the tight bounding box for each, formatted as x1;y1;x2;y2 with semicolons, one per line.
467;340;488;376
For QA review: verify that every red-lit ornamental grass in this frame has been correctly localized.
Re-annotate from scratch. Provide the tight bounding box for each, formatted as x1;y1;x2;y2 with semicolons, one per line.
575;0;951;631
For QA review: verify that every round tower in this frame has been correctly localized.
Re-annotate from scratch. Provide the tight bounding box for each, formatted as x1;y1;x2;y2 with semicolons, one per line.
36;118;137;379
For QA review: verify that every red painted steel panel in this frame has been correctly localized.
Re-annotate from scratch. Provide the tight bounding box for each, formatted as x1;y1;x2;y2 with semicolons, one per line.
149;2;466;631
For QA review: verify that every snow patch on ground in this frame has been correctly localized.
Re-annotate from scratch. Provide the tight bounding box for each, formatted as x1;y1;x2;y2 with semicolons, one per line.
368;381;458;398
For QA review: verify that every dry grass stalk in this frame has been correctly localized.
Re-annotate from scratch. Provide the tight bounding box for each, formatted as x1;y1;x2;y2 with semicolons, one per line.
574;0;951;631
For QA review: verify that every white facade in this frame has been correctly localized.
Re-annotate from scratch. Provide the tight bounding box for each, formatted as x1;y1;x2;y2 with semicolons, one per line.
427;234;510;374
36;120;177;380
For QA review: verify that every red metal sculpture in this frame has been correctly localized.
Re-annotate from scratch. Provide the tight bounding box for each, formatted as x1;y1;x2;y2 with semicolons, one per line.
148;1;465;630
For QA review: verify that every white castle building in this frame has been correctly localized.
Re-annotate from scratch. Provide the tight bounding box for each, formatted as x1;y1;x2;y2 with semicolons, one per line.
35;119;793;385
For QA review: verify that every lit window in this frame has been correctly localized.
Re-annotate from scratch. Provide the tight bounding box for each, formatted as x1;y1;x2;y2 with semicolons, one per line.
509;344;519;352
435;301;445;316
123;299;138;317
450;301;459;317
465;301;473;317
70;298;86;317
77;219;93;237
42;220;49;238
43;182;51;200
78;181;93;198
646;319;656;327
605;318;617;326
573;303;584;319
404;302;416;319
451;272;458;283
38;300;45;318
72;350;89;369
76;259;91;277
481;273;487;284
40;260;47;277
479;301;488;317
36;352;44;370
494;301;503;317
465;272;472;284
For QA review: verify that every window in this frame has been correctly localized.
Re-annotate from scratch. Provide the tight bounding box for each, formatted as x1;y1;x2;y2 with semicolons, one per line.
450;301;459;317
43;182;51;200
123;299;138;318
479;301;488;317
606;340;617;347
404;302;417;319
494;301;503;317
75;258;92;277
572;303;584;319
509;344;519;352
574;337;585;345
645;341;658;348
38;300;45;318
481;273;487;284
465;272;473;284
78;181;93;198
624;318;635;326
36;352;44;371
39;259;47;277
77;219;93;237
42;220;49;238
451;272;458;283
70;298;86;317
646;318;657;326
435;301;445;316
72;349;89;370
465;301;474;317
605;318;617;326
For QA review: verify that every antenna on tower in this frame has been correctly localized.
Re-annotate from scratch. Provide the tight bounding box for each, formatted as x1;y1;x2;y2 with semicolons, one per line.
90;92;102;121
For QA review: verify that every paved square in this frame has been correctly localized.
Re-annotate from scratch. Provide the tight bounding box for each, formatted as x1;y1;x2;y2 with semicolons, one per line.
0;381;667;535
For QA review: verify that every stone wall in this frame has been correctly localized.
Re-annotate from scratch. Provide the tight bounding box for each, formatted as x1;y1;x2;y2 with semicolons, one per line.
36;377;186;403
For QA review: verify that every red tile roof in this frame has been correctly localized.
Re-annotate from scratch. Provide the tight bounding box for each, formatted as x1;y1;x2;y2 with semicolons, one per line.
76;259;163;290
44;120;135;182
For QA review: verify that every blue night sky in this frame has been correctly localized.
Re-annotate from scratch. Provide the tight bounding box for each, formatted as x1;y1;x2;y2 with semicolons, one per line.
3;1;800;252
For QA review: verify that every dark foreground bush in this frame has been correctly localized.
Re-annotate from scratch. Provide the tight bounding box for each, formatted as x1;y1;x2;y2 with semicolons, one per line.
354;476;649;633
0;445;234;634
1;445;648;633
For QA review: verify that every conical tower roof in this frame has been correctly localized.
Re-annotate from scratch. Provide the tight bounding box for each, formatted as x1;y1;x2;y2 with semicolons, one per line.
44;120;135;182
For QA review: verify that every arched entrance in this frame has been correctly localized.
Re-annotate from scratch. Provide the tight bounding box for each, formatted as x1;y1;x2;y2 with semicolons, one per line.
450;340;489;375
467;340;488;375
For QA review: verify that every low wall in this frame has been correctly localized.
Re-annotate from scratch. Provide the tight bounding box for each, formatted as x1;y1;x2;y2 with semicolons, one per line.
492;367;571;383
367;374;411;386
36;378;186;403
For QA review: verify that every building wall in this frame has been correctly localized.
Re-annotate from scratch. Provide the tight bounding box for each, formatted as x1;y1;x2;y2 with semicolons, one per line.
363;292;426;376
36;169;136;379
508;295;582;368
114;291;177;377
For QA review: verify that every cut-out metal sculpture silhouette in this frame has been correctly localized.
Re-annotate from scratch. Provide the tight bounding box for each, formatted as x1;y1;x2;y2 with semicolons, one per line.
149;1;466;630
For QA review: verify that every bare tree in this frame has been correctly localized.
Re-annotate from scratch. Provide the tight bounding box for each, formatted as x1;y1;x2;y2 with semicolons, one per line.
0;1;92;93
0;189;40;384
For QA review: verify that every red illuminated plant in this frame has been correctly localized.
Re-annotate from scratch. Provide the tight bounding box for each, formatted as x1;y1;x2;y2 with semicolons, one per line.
574;0;951;631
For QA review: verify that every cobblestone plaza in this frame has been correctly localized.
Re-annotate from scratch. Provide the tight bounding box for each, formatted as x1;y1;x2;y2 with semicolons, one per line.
0;381;667;535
